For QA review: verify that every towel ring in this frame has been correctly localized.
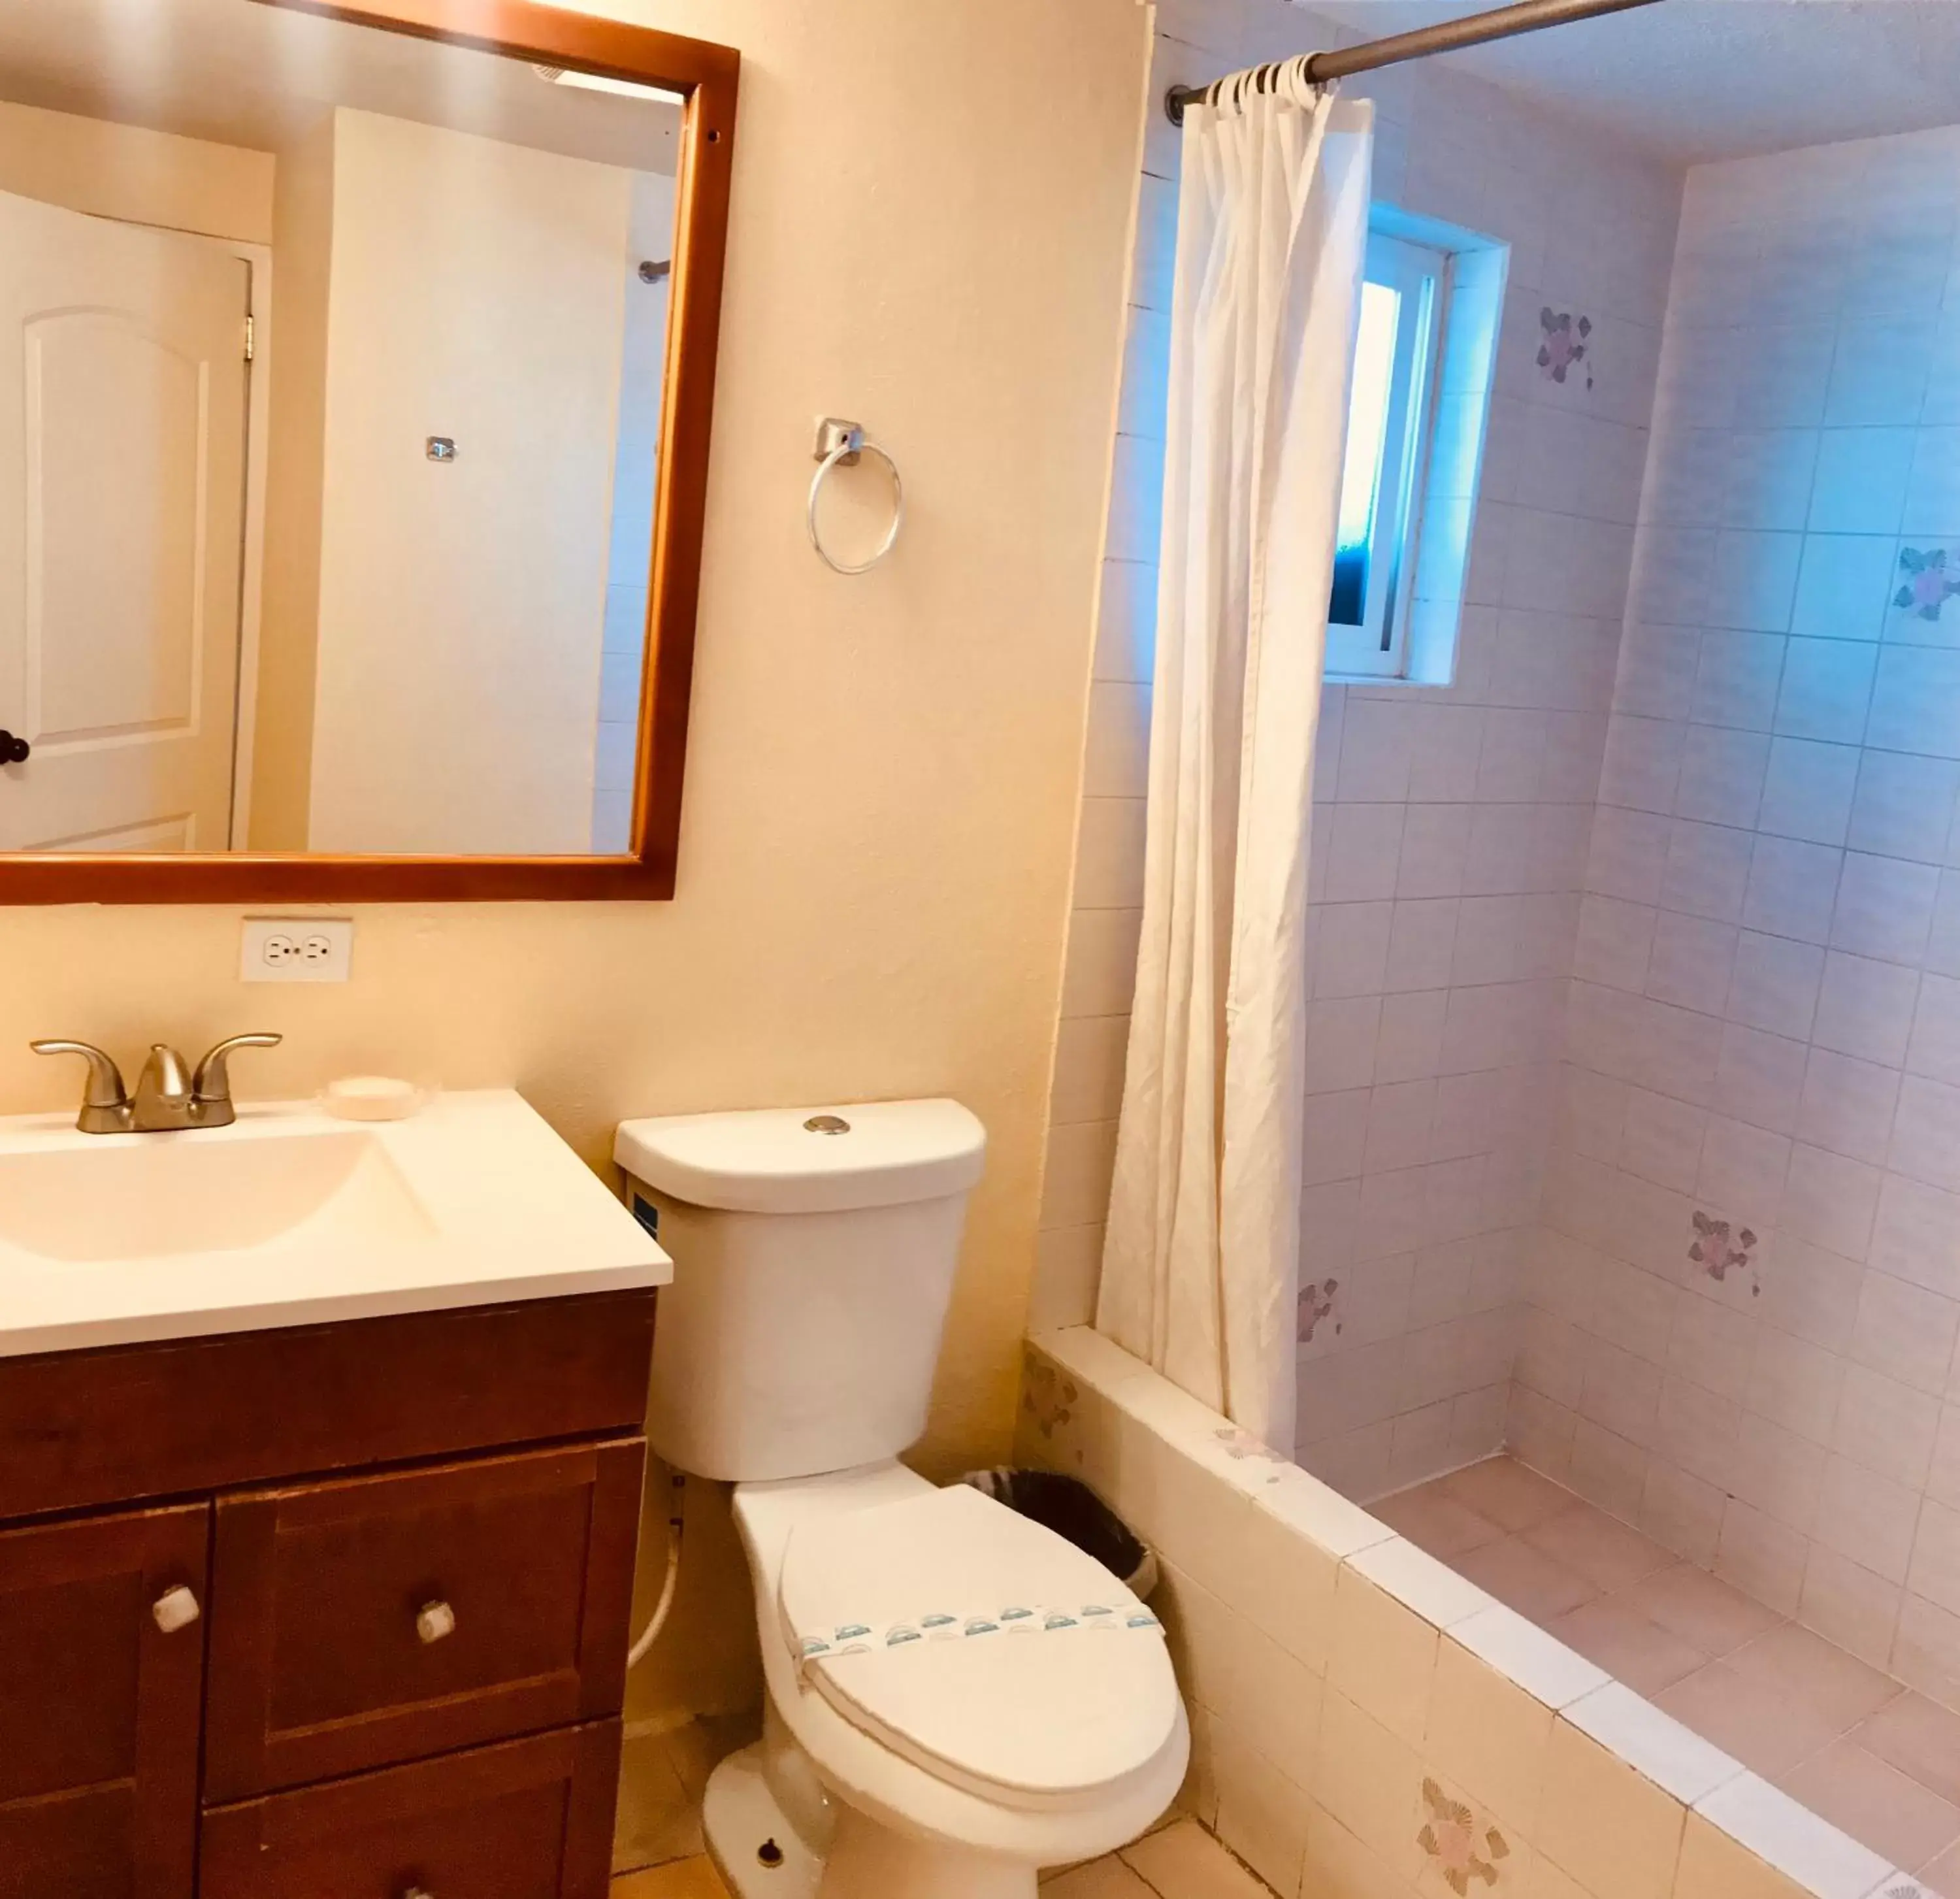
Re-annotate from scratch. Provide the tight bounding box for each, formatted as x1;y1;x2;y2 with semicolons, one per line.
808;417;903;576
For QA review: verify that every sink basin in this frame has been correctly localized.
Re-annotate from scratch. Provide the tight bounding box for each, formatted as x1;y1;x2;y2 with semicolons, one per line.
0;1089;668;1357
0;1129;434;1263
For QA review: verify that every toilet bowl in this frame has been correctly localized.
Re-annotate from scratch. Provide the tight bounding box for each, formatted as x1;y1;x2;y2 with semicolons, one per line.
614;1102;1188;1899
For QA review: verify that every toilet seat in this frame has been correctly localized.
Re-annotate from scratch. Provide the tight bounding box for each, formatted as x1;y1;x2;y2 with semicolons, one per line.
777;1484;1182;1812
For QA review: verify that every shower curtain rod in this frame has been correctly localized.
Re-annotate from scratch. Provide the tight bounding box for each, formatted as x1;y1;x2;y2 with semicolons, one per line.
1164;0;1665;124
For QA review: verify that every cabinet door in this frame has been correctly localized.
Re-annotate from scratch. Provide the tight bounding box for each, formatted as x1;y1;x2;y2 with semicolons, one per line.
0;1502;208;1899
199;1723;620;1899
206;1439;644;1799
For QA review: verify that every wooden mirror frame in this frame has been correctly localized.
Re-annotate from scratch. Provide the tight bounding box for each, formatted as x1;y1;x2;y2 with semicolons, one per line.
0;0;737;904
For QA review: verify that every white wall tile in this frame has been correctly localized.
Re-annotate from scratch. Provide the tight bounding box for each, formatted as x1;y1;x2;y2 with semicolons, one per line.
1788;535;1895;644
1867;646;1960;759
1807;426;1916;535
1903;424;1960;538
1835;1364;1940;1489
1848;750;1960;864
1748;1327;1845;1445
1870;1172;1960;1300
1661;819;1754;921
1812;950;1920;1064
1710;531;1803;635
1757;737;1858;846
1772;638;1876;746
1075;797;1149;908
1780;1143;1883;1261
1693;630;1787;731
1052;1014;1132;1126
1798;1544;1903;1670
1083;680;1152;798
1825;313;1938;427
1742;836;1844;945
1891;1074;1960;1194
1062;906;1144;1018
1908;1499;1960;1619
1325;804;1407;903
1720;952;1823;1067
1716;1023;1808;1133
1724;430;1820;534
1795;1048;1900;1166
1831;851;1940;963
1849;1266;1960;1396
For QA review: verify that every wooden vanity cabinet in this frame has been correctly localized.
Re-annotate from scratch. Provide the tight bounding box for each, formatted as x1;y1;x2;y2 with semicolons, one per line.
0;1503;209;1899
0;1289;656;1899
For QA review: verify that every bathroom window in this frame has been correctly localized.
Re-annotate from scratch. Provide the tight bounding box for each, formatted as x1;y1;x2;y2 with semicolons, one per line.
1323;212;1507;687
1324;229;1448;679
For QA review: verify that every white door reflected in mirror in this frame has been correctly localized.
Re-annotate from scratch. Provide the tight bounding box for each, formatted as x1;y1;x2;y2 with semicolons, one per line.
0;0;681;859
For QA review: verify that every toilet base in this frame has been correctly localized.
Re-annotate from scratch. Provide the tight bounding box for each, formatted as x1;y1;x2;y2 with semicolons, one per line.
819;1807;1036;1899
703;1745;825;1899
703;1740;1041;1899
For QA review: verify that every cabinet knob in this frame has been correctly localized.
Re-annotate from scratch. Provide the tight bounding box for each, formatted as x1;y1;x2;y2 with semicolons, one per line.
402;1889;434;1899
152;1585;201;1634
415;1599;457;1645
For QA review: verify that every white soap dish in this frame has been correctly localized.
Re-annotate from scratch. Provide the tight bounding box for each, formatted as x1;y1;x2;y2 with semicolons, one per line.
321;1076;428;1122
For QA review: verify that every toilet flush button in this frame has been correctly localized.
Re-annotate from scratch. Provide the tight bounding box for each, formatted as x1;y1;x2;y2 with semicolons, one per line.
803;1115;850;1135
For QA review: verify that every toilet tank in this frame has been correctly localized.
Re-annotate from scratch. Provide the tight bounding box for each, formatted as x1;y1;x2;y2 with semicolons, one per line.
613;1099;987;1483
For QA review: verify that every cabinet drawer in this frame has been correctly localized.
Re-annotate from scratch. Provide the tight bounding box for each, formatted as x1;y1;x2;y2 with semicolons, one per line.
0;1502;208;1899
205;1439;644;1800
199;1722;620;1899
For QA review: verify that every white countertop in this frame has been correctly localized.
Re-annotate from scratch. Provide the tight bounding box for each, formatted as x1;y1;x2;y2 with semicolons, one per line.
0;1087;669;1359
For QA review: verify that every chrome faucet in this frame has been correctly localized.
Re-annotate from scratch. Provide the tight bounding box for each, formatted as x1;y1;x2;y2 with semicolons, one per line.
31;1034;283;1133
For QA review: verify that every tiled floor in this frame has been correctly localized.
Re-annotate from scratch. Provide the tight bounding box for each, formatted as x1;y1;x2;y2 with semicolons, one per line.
613;1858;732;1899
1377;1454;1960;1892
609;1817;1270;1899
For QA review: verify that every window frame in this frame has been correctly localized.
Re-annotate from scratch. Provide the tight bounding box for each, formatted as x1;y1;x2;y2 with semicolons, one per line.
1324;227;1452;683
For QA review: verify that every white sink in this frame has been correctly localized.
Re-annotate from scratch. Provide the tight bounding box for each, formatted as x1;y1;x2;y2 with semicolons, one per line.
0;1089;669;1356
0;1128;435;1263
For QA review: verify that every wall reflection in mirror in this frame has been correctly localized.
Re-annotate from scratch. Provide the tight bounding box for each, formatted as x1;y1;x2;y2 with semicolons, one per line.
0;0;681;856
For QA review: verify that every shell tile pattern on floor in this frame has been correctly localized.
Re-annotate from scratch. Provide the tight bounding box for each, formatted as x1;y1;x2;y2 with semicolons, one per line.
1377;1456;1960;1893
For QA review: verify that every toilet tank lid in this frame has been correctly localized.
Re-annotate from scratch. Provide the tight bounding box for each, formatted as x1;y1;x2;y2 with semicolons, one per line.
613;1098;987;1213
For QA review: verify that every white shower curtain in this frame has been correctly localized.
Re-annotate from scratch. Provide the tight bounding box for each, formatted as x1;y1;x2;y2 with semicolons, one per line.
1097;67;1373;1453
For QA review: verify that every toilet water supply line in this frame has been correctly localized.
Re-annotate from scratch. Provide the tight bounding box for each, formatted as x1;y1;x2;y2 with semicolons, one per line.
628;1472;688;1670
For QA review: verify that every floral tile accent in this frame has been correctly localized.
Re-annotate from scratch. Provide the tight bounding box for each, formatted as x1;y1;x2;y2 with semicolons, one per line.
1537;307;1593;389
1896;547;1960;623
1021;1357;1077;1439
1689;1210;1760;1296
1211;1424;1287;1465
1417;1778;1511;1894
1297;1276;1341;1344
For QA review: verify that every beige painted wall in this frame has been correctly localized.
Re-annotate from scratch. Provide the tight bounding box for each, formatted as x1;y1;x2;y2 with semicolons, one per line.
252;115;334;851
1;0;1150;1728
0;96;272;240
308;109;628;853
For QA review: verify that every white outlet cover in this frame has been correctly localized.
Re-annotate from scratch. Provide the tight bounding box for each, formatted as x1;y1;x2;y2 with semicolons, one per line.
241;917;354;983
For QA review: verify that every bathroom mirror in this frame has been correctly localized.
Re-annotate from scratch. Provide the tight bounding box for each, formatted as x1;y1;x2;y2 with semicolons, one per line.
0;0;735;900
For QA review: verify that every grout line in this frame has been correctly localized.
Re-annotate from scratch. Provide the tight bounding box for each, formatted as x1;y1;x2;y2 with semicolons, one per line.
1118;1817;1284;1899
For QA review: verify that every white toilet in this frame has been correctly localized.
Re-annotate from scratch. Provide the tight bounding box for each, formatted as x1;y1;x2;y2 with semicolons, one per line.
613;1099;1188;1899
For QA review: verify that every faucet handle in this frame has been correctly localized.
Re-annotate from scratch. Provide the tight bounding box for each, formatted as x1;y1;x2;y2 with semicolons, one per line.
30;1040;129;1109
193;1032;283;1105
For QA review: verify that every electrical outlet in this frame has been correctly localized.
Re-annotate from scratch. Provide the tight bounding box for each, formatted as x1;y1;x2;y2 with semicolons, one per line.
241;917;354;983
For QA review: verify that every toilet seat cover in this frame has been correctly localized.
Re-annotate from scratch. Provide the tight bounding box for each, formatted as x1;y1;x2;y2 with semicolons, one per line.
777;1485;1181;1808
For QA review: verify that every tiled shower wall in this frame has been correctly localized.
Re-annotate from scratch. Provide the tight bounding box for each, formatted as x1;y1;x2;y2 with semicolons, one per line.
1034;0;1682;1493
1520;125;1960;1704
